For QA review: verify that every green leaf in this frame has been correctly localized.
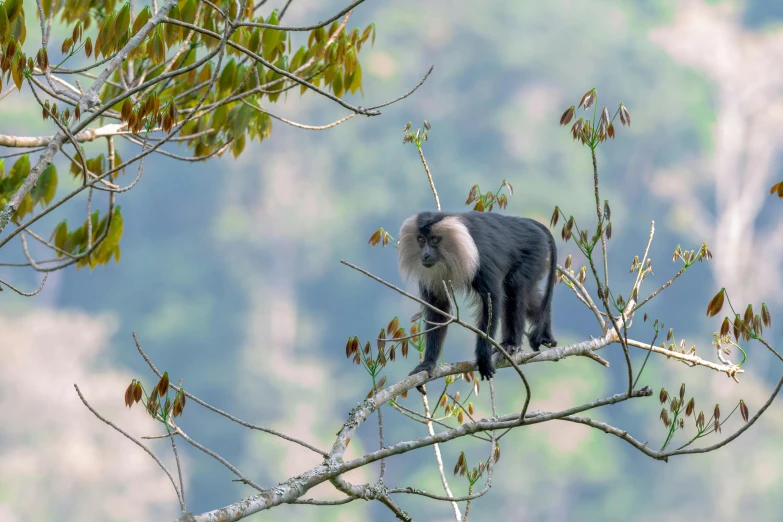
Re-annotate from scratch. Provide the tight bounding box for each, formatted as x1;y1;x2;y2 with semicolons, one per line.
151;27;165;64
106;206;123;247
113;3;131;47
0;5;10;45
289;45;306;73
181;0;197;24
10;8;24;44
345;48;357;76
131;5;151;37
210;104;228;130
332;69;344;98
218;59;237;94
8;154;30;186
31;164;57;208
248;27;261;54
231;133;246;158
4;0;22;23
52;220;68;253
165;5;181;46
349;63;363;96
261;11;280;61
229;104;252;137
99;13;115;58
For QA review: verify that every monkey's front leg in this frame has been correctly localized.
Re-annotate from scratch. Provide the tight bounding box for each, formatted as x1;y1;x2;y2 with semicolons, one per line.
409;286;451;395
474;289;501;381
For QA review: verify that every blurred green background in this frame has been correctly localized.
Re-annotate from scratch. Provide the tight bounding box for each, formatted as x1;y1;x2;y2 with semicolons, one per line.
2;0;783;520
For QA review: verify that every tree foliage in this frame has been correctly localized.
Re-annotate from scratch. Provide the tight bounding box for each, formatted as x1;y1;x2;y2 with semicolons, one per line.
0;0;404;284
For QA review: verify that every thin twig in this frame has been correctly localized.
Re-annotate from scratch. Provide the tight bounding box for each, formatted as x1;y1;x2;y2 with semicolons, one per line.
421;390;461;521
132;333;329;456
418;145;440;211
0;273;48;296
173;425;265;492
73;384;185;511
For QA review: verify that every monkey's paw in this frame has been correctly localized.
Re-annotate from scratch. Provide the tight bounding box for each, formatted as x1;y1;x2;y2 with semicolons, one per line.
408;363;434;395
530;331;557;351
476;357;496;381
495;342;520;356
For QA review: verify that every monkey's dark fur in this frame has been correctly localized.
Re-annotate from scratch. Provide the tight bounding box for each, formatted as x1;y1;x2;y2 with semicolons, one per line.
398;211;557;391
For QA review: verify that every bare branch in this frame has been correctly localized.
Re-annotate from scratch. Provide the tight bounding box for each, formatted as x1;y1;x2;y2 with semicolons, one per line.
73;384;185;511
132;333;329;457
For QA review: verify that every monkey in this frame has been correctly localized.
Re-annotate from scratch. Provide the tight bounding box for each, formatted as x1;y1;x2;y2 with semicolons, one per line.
397;211;557;391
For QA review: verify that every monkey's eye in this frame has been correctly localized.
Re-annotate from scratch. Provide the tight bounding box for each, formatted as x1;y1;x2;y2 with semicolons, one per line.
430;237;440;245
417;236;426;245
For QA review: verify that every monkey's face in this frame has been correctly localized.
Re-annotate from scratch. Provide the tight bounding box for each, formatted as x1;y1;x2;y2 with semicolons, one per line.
417;234;441;268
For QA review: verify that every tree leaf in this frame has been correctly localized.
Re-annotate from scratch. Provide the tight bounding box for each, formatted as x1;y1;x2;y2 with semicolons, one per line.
31;164;57;208
131;5;151;37
52;220;68;253
248;27;261;53
165;5;181;46
0;5;10;45
218;59;237;94
113;2;131;49
4;0;21;23
181;0;197;24
9;8;24;44
261;12;280;61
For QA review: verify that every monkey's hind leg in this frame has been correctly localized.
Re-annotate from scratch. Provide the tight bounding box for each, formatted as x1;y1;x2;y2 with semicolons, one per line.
409;286;451;395
473;282;501;381
528;287;557;351
498;266;526;356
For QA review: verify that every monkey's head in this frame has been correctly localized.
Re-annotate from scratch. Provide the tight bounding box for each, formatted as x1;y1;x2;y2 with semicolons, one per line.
397;212;479;292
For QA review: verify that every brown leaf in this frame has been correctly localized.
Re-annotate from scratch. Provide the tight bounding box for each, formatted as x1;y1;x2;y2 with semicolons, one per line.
157;372;169;397
578;89;594;110
619;104;631;127
686;397;695;417
559;106;575;126
387;317;399;336
549;206;559;228
368;228;382;246
761;302;771;328
124;382;134;407
739;400;749;423
720;316;730;337
706;288;725;317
